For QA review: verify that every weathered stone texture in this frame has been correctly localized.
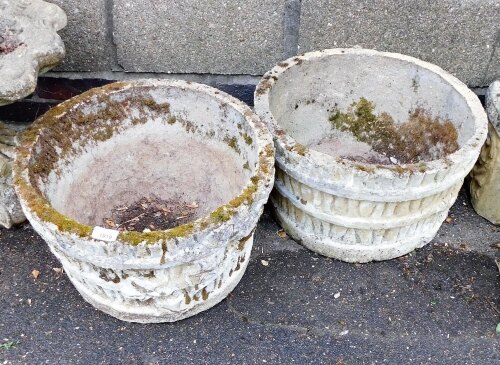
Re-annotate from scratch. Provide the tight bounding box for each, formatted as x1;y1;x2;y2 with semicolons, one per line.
470;81;500;225
50;0;113;71
299;0;500;86
113;0;286;75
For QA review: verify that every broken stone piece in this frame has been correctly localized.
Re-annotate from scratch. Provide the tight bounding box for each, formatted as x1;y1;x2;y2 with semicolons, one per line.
0;121;29;228
0;0;67;105
470;81;500;225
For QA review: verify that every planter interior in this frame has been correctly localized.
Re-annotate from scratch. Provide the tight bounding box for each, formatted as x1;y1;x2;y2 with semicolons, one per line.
267;51;476;162
25;82;257;229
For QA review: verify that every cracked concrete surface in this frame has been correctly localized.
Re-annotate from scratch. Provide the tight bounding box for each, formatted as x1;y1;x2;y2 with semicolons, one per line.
0;189;499;364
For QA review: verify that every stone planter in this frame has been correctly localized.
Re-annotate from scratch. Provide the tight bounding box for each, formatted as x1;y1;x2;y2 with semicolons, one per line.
254;48;487;263
0;0;67;228
470;81;500;225
13;80;275;322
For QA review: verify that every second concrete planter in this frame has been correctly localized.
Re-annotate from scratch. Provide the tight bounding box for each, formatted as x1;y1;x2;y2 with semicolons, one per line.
254;48;488;263
14;80;275;322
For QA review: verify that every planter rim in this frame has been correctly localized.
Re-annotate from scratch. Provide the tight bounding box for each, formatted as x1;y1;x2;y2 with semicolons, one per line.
254;48;488;178
13;79;275;247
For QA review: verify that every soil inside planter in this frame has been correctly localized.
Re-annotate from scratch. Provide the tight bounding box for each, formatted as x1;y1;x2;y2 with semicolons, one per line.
102;196;200;232
309;98;459;165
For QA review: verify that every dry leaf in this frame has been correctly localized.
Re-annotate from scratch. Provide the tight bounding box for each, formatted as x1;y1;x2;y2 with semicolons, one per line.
445;217;453;224
52;267;64;274
31;269;40;279
105;219;115;227
261;260;269;267
187;201;199;208
276;229;287;239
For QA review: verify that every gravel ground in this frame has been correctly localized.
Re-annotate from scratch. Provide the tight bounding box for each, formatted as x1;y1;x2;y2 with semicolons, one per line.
0;189;499;364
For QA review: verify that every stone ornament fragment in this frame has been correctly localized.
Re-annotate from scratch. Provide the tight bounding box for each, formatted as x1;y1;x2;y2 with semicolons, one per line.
0;0;67;105
0;0;66;228
0;121;29;227
470;81;500;225
254;48;488;263
13;80;275;322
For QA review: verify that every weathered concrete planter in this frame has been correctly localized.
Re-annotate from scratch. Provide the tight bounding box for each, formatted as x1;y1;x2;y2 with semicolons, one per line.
13;80;275;322
254;48;487;263
470;81;500;225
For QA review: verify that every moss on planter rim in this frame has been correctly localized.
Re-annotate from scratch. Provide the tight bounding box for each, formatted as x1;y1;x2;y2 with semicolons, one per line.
14;81;275;247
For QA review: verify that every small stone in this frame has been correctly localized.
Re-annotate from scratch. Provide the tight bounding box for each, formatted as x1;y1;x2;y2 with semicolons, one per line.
261;260;269;267
276;229;288;239
334;292;341;299
31;270;40;279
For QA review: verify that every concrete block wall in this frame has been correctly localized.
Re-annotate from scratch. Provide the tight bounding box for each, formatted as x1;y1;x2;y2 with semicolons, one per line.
44;0;499;88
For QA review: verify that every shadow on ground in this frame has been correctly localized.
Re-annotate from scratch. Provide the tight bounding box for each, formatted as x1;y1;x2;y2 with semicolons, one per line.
0;190;499;364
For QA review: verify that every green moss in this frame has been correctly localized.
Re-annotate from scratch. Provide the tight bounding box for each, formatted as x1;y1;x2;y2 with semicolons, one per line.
355;164;374;173
224;136;240;153
209;207;232;223
329;98;458;164
263;144;274;158
15;178;92;237
132;116;148;125
292;144;308;156
243;133;253;145
120;223;196;246
143;98;171;113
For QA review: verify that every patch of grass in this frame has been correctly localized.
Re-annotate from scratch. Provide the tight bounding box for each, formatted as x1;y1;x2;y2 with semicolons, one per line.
0;341;18;350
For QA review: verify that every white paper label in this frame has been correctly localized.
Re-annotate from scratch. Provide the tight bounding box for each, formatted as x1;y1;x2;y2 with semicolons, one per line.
91;226;119;242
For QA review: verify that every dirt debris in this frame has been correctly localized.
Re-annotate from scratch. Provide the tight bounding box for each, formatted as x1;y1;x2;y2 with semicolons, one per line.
103;196;200;232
